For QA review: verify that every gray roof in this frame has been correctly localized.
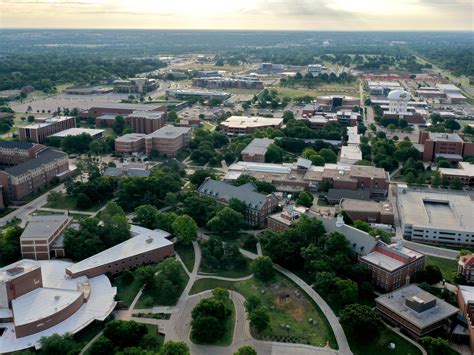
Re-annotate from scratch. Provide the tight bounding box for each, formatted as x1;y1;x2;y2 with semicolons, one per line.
104;167;151;178
4;149;67;177
241;138;274;156
198;178;271;211
326;188;371;202
148;125;191;139
89;103;163;111
0;141;35;150
21;215;71;241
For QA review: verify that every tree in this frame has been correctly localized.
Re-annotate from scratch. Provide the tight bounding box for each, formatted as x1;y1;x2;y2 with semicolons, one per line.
0;226;23;266
168;110;178;122
103;320;147;349
248;307;270;333
190;169;216;187
244;295;262;313
234;346;257;355
353;220;371;233
319;148;337;163
420;336;451;355
133;204;159;229
228;198;247;215
113;115;125;135
451;177;464;190
163;341;190;355
39;334;78;355
335;279;358;305
212;288;229;301
340;304;382;338
154;211;178;232
265;143;283;163
121;269;134;284
425;265;443;285
295;191;314;207
282;110;295;123
313;272;338;295
172;214;197;245
207;207;244;234
445;119;461;131
251;256;274;281
88;336;114;354
191;314;224;342
432;171;441;187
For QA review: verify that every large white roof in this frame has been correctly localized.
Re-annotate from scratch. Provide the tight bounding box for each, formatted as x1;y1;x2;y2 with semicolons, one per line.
387;89;412;101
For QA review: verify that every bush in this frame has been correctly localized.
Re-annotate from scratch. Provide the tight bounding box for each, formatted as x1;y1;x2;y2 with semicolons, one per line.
251;256;274;281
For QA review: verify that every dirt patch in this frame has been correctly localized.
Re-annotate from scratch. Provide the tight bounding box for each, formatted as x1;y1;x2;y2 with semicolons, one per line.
273;287;309;322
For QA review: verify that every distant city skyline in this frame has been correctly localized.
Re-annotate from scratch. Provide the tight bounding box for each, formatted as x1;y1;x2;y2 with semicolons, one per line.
0;0;473;31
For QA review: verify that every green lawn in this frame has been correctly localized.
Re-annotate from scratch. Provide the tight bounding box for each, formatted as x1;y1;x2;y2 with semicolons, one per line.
425;256;459;284
175;242;195;273
135;262;189;308
190;273;337;348
74;321;104;348
112;274;143;309
44;193;104;212
199;258;252;278
346;325;422;355
191;296;235;346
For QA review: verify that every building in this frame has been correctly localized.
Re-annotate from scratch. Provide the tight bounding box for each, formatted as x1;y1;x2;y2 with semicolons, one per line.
220;116;283;135
307;64;323;74
457;285;474;353
104;166;151;178
359;242;425;292
367;81;403;96
49;128;104;139
0;259;116;353
198;178;278;227
418;131;474;162
347;126;361;146
458;255;474;283
316;95;360;112
166;89;230;100
0;149;69;202
375;284;458;340
144;125;192;156
95;114;118;128
336;110;360;126
79;103;165;119
339;145;362;165
339;198;394;225
192;76;263;90
18;116;76;143
127;111;166;134
439;162;474;186
0;142;47;167
20;215;72;260
66;226;174;278
397;186;474;247
416;87;446;100
267;205;307;233
113;78;157;94
437;84;467;104
114;133;147;154
241;138;274;163
64;87;112;95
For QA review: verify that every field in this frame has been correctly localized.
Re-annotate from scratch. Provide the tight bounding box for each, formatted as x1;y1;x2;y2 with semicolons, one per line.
425;256;459;284
190;273;337;348
175;242;195;273
44;193;104;212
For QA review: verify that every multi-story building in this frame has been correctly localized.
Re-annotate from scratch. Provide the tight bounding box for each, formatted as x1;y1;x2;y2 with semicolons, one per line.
220;116;283;135
78;103;165;119
113;78;157;94
198;178;279;227
192;76;263;90
439;162;474;186
20;215;72;260
418;131;474;162
339;198;394;225
18;116;76;143
267;205;307;233
458;254;474;283
359;242;425;292
166;89;230;100
0;149;69;202
458;285;474;353
241;138;274;163
436;84;467;104
367;81;403;96
114;133;147;154
0;142;47;167
316;95;360;112
127;111;166;134
375;284;458;340
397;186;474;247
144;125;192;156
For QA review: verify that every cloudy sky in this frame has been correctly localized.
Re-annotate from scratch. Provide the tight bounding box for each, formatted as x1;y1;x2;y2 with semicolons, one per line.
0;0;472;30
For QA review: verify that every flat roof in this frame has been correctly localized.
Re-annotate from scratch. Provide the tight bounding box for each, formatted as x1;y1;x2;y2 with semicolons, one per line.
439;162;474;177
88;103;164;111
0;260;40;283
398;188;474;232
115;133;147;143
147;125;191;139
12;287;83;326
221;116;283;129
21;215;71;241
49;128;104;138
361;243;424;272
428;132;464;143
341;199;393;214
241;138;274;156
340;145;363;162
376;284;458;329
128;110;165;119
66;227;172;275
4;149;67;177
22;116;74;129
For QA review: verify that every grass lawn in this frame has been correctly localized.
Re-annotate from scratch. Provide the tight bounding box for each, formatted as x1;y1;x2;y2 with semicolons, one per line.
425;256;459;284
346;325;422;355
226;88;261;95
0;208;14;218
190;273;337;348
112;274;143;309
175;242;195;273
74;321;104;348
135;262;189;308
199;258;252;278
44;193;104;212
191;296;235;346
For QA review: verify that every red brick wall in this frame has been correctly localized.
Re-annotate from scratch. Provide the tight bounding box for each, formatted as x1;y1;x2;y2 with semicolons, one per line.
5;268;42;305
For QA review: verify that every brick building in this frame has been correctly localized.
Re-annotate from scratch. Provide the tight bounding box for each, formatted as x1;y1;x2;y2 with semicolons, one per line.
78;103;165;119
144;125;192;156
0;142;47;167
127;111;166;134
241;138;274;163
439;162;474;186
339;198;394;225
20;215;72;260
18;116;76;143
267;206;306;232
198;178;279;227
458;254;474;283
458;285;474;353
220;116;283;135
418;131;474;162
114;133;147;154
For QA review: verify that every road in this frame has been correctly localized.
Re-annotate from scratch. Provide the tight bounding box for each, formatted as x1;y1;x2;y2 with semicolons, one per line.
0;183;65;227
403;241;459;260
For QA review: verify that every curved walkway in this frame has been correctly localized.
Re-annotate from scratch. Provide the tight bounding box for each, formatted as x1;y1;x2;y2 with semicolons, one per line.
195;274;254;282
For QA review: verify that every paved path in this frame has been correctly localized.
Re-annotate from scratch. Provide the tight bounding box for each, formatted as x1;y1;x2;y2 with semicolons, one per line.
195;274;253;282
79;330;103;355
37;207;94;215
388;326;427;355
403;241;459;260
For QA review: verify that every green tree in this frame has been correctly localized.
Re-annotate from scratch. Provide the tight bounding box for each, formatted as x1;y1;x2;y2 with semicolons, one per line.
0;226;22;266
133;204;159;229
248;307;270;333
282;110;295;123
39;334;78;355
251;256;274;281
113;115;126;135
265;143;283;163
207;207;244;234
190;169;216;187
451;177;464;190
335;279;358;305
155;211;178;232
228;198;247;215
340;304;382;339
103;320;147;349
319;148;337;163
420;336;451;355
212;287;230;301
162;341;190;355
172;214;198;245
432;171;441;187
353;220;371;233
88;336;114;355
191;315;223;343
295;191;314;207
234;346;257;355
168;110;178;122
244;295;262;313
425;265;443;285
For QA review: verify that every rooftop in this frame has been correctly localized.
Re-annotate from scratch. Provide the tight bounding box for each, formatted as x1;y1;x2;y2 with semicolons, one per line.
341;199;394;214
459;285;474;305
49;128;104;138
375;284;458;329
398;188;474;232
428;132;464;143
439;162;474;177
221;116;283;129
147;125;192;139
360;242;424;272
241;138;274;156
21;215;72;241
0;260;40;283
340;145;363;163
66;227;172;275
128;110;166;119
22;116;74;130
0;141;35;150
88;103;164;111
4;149;67;177
104;167;151;178
115;133;147;143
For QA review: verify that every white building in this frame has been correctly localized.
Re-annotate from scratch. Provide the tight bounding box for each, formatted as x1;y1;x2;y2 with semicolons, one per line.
387;89;412;115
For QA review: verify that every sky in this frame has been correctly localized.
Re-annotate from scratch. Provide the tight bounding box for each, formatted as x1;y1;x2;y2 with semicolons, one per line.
0;0;473;30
